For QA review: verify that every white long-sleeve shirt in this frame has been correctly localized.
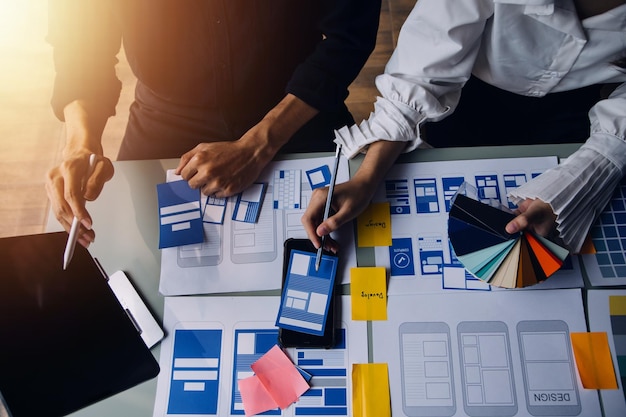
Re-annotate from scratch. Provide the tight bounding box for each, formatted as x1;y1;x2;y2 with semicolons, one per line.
336;0;626;253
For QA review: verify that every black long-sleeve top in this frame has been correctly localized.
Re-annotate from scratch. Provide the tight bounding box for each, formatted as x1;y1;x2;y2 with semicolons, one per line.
47;0;381;157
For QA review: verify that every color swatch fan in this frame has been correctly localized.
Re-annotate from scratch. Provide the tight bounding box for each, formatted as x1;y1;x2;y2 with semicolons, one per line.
448;190;570;288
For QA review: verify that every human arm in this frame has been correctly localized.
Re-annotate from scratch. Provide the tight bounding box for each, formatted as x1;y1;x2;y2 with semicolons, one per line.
46;101;115;247
301;140;406;252
176;0;382;197
333;0;493;158
176;94;318;197
508;82;626;253
46;0;121;245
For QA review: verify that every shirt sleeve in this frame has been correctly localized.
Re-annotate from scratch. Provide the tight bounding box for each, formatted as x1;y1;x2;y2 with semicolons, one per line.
509;82;626;253
334;0;494;158
47;0;122;121
285;0;381;113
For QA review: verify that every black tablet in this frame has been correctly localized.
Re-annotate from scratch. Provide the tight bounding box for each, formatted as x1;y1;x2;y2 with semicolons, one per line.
0;232;160;417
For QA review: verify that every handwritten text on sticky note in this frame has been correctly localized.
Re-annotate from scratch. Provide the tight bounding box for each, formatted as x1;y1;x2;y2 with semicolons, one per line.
351;267;387;321
357;202;392;247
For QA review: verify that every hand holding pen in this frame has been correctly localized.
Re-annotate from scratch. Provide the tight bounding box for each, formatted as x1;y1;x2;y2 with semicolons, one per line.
63;153;98;269
315;144;342;271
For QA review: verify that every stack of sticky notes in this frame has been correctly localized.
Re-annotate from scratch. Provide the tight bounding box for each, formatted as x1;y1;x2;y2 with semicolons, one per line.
448;193;569;288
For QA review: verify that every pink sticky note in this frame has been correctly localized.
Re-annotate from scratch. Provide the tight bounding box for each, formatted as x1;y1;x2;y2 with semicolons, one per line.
251;345;310;409
238;375;279;417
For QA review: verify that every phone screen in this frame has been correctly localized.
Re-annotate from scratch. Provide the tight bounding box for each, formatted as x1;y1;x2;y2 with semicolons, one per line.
278;238;336;349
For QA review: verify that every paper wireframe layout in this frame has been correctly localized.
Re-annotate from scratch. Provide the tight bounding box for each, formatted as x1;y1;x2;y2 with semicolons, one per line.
153;295;368;417
370;156;584;295
586;290;626;417
273;168;302;209
157;180;203;248
372;289;599;417
160;156;355;296
203;194;227;224
276;249;338;336
581;177;626;286
232;182;267;223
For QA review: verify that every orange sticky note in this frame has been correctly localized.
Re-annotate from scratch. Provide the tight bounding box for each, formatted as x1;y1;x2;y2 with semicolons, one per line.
570;332;618;389
352;363;391;417
350;267;387;321
357;202;392;247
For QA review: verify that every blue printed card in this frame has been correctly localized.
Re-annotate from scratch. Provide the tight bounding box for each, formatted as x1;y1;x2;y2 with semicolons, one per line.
232;182;267;223
157;180;204;249
275;250;338;336
306;165;331;190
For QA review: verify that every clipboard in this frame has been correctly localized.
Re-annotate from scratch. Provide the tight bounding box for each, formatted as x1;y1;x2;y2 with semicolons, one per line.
0;232;160;417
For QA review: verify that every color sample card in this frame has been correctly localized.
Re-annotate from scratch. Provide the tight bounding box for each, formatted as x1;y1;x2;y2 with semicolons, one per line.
276;250;338;336
157;180;204;249
448;191;570;288
357;202;392;247
350;267;387;321
232;182;267;223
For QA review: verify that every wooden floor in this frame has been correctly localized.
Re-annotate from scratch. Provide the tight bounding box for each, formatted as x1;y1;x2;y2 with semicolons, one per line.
0;0;416;238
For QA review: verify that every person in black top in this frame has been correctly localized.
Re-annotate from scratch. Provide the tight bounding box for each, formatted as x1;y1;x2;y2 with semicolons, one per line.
46;0;380;246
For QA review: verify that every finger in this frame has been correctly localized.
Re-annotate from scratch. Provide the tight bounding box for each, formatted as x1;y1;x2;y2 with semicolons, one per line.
322;235;340;254
301;188;328;249
77;228;96;248
84;157;114;201
46;168;75;232
175;150;193;175
505;200;554;235
301;210;323;249
505;214;528;235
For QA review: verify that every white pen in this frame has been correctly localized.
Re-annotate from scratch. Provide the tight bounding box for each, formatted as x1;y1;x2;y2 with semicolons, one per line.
315;144;342;271
63;153;97;270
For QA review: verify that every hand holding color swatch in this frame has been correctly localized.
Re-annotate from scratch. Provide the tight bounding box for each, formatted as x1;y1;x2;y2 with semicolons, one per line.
448;190;570;288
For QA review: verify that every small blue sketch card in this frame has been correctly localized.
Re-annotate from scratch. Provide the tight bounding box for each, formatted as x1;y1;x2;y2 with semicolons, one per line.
275;250;338;336
232;182;267;223
202;194;227;224
157;180;204;249
306;165;331;190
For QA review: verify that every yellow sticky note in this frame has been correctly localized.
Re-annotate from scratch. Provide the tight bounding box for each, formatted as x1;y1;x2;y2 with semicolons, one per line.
351;267;387;321
352;363;391;417
357;202;392;247
570;332;618;389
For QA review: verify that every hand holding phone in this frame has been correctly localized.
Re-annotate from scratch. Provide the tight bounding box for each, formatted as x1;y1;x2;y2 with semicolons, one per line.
277;238;337;349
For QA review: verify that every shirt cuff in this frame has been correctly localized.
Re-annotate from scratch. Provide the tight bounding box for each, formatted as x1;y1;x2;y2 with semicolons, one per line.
508;135;626;253
334;96;448;159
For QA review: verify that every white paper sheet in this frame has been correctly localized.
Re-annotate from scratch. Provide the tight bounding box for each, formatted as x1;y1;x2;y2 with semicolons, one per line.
159;157;355;295
372;288;600;417
586;289;626;417
371;156;584;294
153;295;367;417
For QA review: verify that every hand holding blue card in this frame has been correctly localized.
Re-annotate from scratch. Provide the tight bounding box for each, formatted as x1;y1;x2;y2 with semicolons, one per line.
157;180;204;249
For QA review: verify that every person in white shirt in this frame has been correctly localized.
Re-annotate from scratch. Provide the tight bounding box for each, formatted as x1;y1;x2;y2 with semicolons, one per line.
302;0;626;255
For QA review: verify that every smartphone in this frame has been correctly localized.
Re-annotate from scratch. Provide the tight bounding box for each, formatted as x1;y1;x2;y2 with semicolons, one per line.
398;322;456;417
457;321;517;417
517;320;581;416
277;238;336;349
